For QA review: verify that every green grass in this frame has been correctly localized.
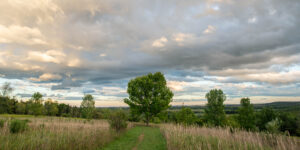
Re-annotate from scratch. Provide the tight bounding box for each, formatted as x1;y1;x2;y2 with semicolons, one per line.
0;114;36;118
102;126;167;150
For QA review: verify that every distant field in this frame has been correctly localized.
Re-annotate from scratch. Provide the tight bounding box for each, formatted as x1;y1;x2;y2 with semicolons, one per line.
168;101;300;116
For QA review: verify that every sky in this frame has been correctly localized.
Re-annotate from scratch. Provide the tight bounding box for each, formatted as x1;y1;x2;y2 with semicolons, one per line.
0;0;299;107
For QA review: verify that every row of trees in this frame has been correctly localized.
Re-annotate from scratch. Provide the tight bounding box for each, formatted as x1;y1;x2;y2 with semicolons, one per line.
0;83;96;119
1;72;299;136
123;73;299;136
171;91;300;136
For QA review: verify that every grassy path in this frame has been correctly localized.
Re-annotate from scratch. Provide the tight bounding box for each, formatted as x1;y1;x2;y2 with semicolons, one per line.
102;126;167;150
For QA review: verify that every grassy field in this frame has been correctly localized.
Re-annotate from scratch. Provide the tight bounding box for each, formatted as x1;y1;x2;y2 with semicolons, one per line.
103;126;167;150
160;124;300;150
0;115;122;150
1;115;299;150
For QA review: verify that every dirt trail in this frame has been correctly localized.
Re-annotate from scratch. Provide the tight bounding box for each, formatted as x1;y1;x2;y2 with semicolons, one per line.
132;133;144;150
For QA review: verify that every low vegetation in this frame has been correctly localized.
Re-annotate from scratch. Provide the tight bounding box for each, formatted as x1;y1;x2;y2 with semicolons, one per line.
9;119;29;133
108;110;128;132
0;116;122;150
161;124;300;150
103;126;167;150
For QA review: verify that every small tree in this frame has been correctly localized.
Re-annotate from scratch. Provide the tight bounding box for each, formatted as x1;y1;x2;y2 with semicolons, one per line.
29;92;44;116
203;89;226;127
175;107;197;125
124;72;173;125
237;98;256;131
80;94;95;119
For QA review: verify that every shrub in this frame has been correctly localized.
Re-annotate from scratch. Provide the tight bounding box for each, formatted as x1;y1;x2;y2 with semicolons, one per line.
175;107;197;125
108;110;128;132
9;119;28;133
0;119;5;128
266;118;281;134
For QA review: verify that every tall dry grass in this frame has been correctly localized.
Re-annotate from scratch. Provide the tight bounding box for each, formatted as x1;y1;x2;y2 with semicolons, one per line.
160;124;300;150
0;117;130;150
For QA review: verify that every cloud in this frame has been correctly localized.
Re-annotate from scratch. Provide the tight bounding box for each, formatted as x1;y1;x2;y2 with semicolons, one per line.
29;73;62;82
167;80;188;92
203;25;216;34
152;37;168;48
0;0;300;105
0;25;47;45
27;51;63;64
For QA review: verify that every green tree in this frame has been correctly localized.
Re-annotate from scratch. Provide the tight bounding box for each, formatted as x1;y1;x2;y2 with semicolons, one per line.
58;103;71;116
278;112;299;136
237;98;256;131
80;94;95;119
175;107;197;125
16;101;26;114
256;107;278;131
124;72;173;125
203;89;226;127
44;99;58;116
29;92;44;116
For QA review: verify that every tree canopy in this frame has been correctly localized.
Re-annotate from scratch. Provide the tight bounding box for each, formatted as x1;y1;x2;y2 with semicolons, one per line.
124;72;173;125
237;98;256;131
203;89;226;127
80;94;95;119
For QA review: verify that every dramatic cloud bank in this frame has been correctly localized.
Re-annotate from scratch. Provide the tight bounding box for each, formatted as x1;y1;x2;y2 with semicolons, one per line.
0;0;299;106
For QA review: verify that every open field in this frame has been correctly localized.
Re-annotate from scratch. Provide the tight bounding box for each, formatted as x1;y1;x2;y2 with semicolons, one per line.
0;115;122;150
1;115;299;150
160;124;300;150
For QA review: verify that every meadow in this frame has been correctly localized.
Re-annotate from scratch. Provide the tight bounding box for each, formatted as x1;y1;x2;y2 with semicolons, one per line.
0;114;299;150
0;115;122;150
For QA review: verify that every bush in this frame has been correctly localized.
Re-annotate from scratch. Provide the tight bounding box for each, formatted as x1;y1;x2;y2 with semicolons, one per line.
265;118;281;134
108;110;128;132
9;119;28;133
0;119;5;128
175;107;197;125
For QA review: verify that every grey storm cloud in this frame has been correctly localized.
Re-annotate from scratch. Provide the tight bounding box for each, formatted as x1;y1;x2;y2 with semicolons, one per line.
0;0;299;91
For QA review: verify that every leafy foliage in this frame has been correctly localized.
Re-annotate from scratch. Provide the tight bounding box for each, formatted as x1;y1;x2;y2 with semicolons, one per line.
278;112;300;136
108;110;128;131
256;107;278;131
124;72;173;125
28;92;44;116
175;107;197;125
237;98;256;131
0;119;5;128
44;99;59;116
203;89;227;127
9;119;28;133
80;94;95;119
